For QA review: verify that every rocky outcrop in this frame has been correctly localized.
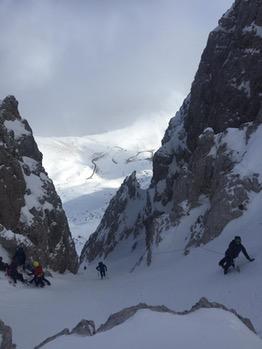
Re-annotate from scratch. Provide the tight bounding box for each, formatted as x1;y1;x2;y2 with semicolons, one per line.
34;329;70;349
34;297;257;348
184;0;262;150
71;319;96;336
81;0;262;266
183;297;255;333
0;96;78;273
34;320;95;349
0;319;16;349
81;171;148;262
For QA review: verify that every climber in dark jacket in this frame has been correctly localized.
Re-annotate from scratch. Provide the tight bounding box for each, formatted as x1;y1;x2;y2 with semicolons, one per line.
219;236;255;274
96;262;107;279
6;260;25;284
13;245;26;270
0;257;8;272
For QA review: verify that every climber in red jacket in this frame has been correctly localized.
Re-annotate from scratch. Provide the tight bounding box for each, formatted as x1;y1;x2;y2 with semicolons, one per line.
30;261;51;287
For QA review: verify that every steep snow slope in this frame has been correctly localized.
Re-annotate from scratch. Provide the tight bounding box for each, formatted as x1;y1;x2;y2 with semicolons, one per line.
1;192;262;349
37;116;171;253
1;119;262;348
3;121;262;348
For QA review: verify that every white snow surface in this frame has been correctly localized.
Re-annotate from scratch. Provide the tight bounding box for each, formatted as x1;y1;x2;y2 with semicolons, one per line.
209;124;262;179
4;119;30;139
1;194;262;348
45;309;262;349
0;228;32;248
243;22;262;38
19;157;54;226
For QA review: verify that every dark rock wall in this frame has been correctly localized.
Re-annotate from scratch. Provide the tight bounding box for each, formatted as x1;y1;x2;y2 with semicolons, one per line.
0;96;78;273
184;0;262;150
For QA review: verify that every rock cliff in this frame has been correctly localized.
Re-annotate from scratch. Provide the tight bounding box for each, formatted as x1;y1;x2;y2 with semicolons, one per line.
0;96;78;273
81;0;262;266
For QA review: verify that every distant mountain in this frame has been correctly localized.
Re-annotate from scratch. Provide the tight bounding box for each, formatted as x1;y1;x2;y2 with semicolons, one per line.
81;0;262;267
0;96;78;273
37;118;168;254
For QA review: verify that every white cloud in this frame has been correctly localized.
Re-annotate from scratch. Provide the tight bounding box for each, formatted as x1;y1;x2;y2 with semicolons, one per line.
0;0;233;136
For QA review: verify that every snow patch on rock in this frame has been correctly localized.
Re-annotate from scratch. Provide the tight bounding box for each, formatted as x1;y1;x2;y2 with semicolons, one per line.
4;119;30;140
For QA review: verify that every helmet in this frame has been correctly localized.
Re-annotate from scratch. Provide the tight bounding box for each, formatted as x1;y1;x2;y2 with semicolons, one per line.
234;236;241;243
33;261;39;268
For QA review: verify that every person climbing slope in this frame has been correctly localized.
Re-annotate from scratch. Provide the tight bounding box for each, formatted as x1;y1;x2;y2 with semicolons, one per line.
96;261;107;279
13;244;26;270
6;260;26;284
218;236;255;274
0;257;8;272
30;261;51;287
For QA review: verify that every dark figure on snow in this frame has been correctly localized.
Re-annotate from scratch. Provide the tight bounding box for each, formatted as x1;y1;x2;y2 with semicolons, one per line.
29;261;51;287
13;245;26;270
6;260;25;284
0;257;8;272
96;262;107;279
219;236;255;274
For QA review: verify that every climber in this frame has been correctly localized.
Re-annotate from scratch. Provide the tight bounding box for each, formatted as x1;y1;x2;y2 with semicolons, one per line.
30;261;51;287
218;236;255;274
96;261;107;279
0;257;8;272
13;244;26;270
6;260;25;284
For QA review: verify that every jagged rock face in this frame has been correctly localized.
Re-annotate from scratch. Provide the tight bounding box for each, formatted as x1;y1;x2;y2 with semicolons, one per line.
184;0;262;150
81;0;262;265
151;0;262;248
81;171;148;262
0;96;78;273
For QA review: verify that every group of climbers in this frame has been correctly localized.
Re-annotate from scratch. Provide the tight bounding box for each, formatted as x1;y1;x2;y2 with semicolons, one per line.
2;246;108;284
96;237;254;277
93;236;254;278
0;244;51;287
0;243;109;286
0;236;256;286
87;237;255;279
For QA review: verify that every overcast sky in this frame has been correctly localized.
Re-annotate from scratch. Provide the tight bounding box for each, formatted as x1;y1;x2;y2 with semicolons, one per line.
0;0;233;136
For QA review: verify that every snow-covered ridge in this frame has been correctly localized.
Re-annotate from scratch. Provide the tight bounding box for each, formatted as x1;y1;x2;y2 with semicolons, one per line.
35;299;261;349
0;225;32;247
